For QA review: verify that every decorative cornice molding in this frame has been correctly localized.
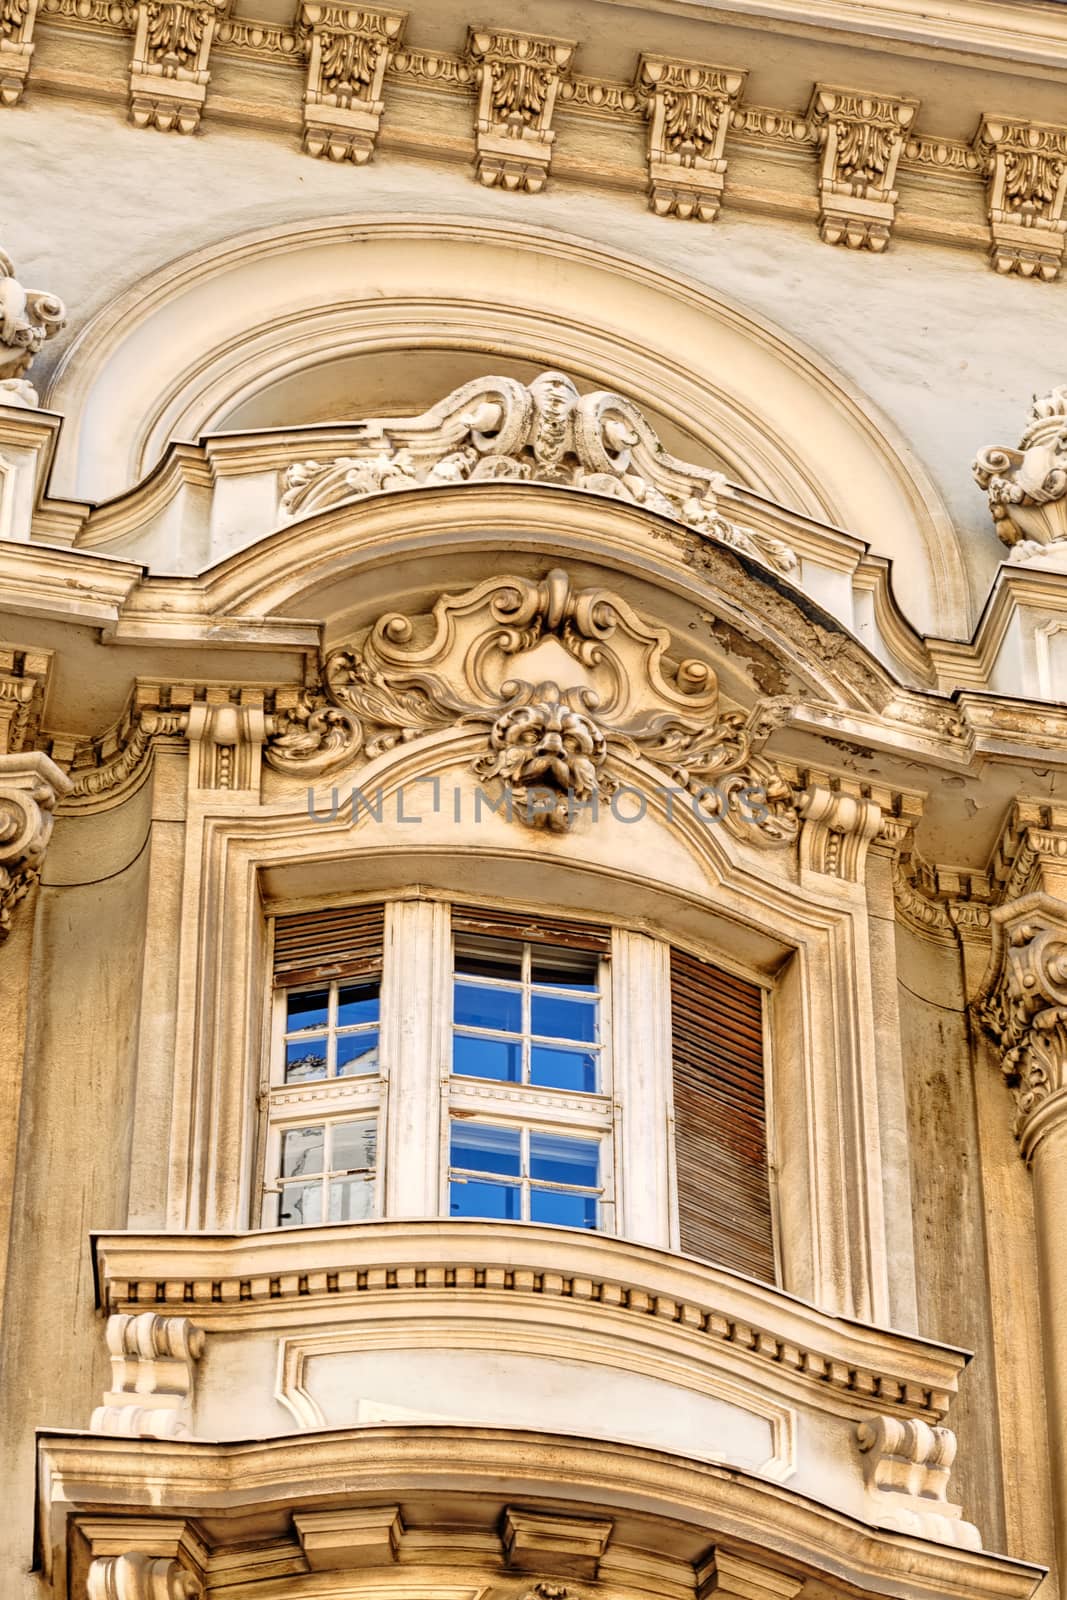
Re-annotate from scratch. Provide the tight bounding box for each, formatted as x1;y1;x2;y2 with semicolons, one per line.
278;368;798;577
807;85;919;252
0;750;71;941
974;386;1067;562
0;245;66;409
298;3;405;164
856;1415;980;1550
466;28;575;192
90;1313;206;1440
127;0;229;133
989;798;1067;904
637;55;747;223
974;116;1067;282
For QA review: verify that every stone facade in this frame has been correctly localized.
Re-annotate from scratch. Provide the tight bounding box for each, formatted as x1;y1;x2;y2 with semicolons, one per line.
2;2;1067;1599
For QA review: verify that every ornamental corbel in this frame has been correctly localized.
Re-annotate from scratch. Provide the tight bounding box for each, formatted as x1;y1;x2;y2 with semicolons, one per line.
503;1506;612;1578
0;0;39;107
0;245;67;409
0;645;50;754
798;780;882;882
299;4;406;163
89;1312;205;1440
87;1552;204;1600
807;85;919;252
973;388;1067;560
856;1415;980;1548
973;116;1067;281
128;0;229;134
466;28;575;192
637;55;747;222
185;695;268;790
0;750;72;943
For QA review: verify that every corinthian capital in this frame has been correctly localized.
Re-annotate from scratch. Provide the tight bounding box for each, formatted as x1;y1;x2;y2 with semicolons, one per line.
0;751;72;942
0;246;66;408
976;894;1067;1157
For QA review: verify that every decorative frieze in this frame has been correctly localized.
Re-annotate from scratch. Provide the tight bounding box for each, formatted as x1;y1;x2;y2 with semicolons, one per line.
0;245;66;409
637;56;747;222
808;86;919;251
974;387;1067;562
87;1553;203;1600
277;368;797;576
856;1414;980;1548
0;750;71;941
974;116;1067;281
299;4;405;163
90;1312;205;1439
128;0;228;133
466;28;575;192
0;0;38;105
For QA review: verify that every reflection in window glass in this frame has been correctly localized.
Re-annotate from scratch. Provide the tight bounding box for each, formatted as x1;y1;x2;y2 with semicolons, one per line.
276;1117;377;1229
448;1120;600;1230
451;935;602;1090
283;976;381;1083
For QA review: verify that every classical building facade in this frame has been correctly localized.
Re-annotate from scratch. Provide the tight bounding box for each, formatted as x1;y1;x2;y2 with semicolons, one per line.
3;1;1067;1598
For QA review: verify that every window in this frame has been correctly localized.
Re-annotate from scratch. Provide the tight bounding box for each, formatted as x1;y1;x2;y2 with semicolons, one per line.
260;898;775;1281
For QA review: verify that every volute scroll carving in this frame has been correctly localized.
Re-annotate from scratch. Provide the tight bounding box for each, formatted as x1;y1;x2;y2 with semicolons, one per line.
974;386;1067;562
0;751;72;941
0;244;67;408
277;369;798;578
266;568;800;846
87;1553;203;1600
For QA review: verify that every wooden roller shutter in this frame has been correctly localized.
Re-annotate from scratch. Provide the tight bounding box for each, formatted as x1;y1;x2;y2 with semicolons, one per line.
451;904;611;952
671;947;775;1283
273;903;385;988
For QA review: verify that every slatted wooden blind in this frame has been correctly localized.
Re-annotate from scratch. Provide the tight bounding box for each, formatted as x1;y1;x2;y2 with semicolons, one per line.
670;947;776;1283
273;902;385;988
450;904;611;952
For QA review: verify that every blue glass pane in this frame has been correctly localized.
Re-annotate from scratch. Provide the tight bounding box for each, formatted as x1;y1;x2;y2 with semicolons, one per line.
450;1178;521;1220
285;1038;327;1082
529;1131;599;1188
453;981;522;1033
453;1033;521;1082
450;1121;521;1176
530;1189;598;1230
286;988;329;1031
336;1030;379;1075
530;994;597;1043
338;983;380;1026
530;1045;597;1093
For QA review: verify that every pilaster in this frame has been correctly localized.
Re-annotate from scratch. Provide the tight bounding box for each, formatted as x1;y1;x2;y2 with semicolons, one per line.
381;898;450;1217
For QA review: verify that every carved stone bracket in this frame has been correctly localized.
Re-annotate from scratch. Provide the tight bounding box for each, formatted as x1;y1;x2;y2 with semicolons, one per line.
466;28;575;192
637;55;747;222
798;781;882;882
974;387;1067;561
503;1507;612;1578
990;799;1067;903
128;0;229;133
278;368;797;576
266;567;801;846
856;1414;980;1548
89;1312;205;1439
0;644;50;754
974;116;1067;281
0;750;71;942
87;1553;203;1600
0;0;39;105
975;894;1067;1156
186;695;267;790
0;244;67;409
299;3;405;163
808;85;919;251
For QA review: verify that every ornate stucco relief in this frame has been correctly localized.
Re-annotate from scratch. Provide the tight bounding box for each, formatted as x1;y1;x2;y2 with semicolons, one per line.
807;86;919;252
974;117;1067;282
974;387;1067;565
298;3;405;163
636;55;747;222
0;0;38;104
265;567;801;843
466;28;575;192
0;245;66;409
127;0;228;132
278;370;798;577
0;750;72;941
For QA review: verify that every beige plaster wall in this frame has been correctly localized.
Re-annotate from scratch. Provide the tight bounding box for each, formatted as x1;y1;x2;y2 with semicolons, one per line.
6;97;1067;620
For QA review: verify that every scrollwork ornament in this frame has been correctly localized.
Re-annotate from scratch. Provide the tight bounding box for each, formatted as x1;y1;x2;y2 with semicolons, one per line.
977;906;1067;1146
87;1552;203;1600
265;691;361;777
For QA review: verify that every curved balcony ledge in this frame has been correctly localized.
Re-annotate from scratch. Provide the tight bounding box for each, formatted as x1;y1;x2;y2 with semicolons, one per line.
89;1221;979;1547
38;1426;1042;1600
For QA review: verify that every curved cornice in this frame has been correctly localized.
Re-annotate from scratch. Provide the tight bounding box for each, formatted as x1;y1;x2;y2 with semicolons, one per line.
42;213;968;637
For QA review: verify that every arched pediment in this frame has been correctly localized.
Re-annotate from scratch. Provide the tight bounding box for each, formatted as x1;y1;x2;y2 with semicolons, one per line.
46;214;966;636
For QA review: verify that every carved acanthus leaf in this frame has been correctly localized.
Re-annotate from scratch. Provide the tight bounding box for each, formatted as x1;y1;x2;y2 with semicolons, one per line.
0;751;72;940
808;86;919;252
974;117;1067;281
466;28;574;191
973;386;1067;559
299;3;405;163
278;369;797;578
265;567;800;846
638;55;747;222
128;0;227;132
0;245;66;407
0;0;38;104
975;898;1067;1152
